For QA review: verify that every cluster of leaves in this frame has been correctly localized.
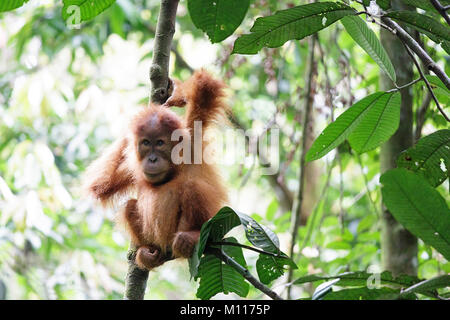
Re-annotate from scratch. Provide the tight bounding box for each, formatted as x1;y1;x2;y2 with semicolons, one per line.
295;271;450;300
381;130;450;262
189;206;296;300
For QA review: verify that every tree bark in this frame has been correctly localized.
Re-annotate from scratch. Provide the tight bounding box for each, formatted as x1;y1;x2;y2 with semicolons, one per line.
379;0;418;276
123;246;149;300
150;0;180;105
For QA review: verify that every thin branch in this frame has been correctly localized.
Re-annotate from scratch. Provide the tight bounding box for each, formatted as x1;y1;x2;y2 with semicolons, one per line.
281;158;337;298
337;152;345;233
431;0;450;25
209;242;282;258
380;16;450;91
209;248;284;300
402;41;450;121
171;42;194;72
287;35;316;299
230;116;294;212
386;78;422;92
298;157;336;253
316;33;335;114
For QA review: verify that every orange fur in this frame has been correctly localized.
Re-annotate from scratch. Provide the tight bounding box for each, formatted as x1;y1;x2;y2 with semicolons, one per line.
84;70;229;270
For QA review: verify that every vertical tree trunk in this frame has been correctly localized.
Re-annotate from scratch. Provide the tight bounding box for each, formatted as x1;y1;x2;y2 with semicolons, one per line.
379;0;417;276
123;0;179;300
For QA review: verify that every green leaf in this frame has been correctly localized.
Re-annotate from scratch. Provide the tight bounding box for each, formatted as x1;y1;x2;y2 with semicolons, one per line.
232;2;355;54
109;3;126;38
321;287;410;300
363;0;391;10
397;129;450;187
401;0;450;12
400;0;438;12
385;11;450;43
326;240;352;249
256;254;297;285
384;10;450;54
190;207;241;278
348;92;401;153
237;211;281;254
62;0;116;24
0;0;29;12
294;271;420;288
400;275;450;297
191;206;295;281
203;206;284;254
380;168;450;260
265;199;278;221
357;215;376;233
188;0;250;43
188;241;201;279
196;206;241;260
362;0;391;10
312;279;340;300
426;75;450;100
341;15;396;82
377;0;391;10
196;237;249;300
306;92;400;161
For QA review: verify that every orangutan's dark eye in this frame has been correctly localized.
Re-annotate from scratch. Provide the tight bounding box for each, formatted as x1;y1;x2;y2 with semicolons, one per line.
156;139;164;146
142;139;150;146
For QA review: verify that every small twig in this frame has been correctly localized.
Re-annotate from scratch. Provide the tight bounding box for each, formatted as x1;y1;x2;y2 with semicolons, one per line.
230;116;294;212
337;152;345;233
431;0;450;25
316;34;335;115
298;157;336;253
210;248;284;300
286;35;316;299
402;42;450;121
171;42;194;72
386;78;422;92
209;241;282;258
369;17;395;34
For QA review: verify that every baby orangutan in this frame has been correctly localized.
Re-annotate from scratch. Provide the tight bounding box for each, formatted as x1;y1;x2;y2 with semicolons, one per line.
83;70;229;270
